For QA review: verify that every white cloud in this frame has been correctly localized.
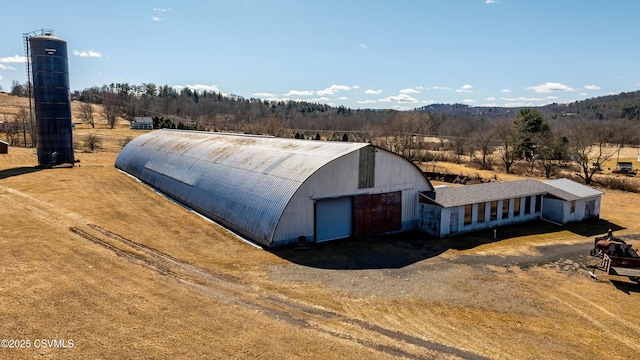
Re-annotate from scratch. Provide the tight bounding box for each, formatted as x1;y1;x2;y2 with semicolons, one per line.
502;89;511;93
430;86;450;91
463;99;475;103
352;85;360;89
73;50;102;58
0;75;2;81
501;96;545;102
504;101;537;107
456;84;473;93
399;88;420;94
0;64;17;70
152;8;171;21
317;84;350;96
486;0;498;4
485;97;496;101
359;43;368;48
526;82;574;93
357;99;378;104
0;55;25;63
285;90;314;96
337;96;348;100
174;84;221;93
252;92;277;98
379;94;419;103
584;84;600;90
364;89;382;95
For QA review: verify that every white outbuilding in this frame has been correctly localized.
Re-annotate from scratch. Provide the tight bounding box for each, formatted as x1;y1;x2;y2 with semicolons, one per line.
115;130;434;248
541;178;604;224
418;179;549;237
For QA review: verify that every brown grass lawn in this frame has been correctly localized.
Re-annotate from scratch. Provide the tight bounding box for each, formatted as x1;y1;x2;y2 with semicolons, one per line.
2;93;640;359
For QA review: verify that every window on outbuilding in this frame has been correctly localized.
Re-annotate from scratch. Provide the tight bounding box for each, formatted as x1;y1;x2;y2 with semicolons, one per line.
502;199;509;219
477;202;485;223
524;196;531;215
535;194;542;212
513;197;521;217
464;204;473;226
570;200;576;213
490;201;498;221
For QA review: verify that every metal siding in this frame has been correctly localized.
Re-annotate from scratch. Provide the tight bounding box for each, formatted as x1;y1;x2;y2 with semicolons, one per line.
29;35;74;165
353;192;401;235
272;151;362;243
543;178;604;200
117;131;433;246
358;146;375;188
273;148;432;243
542;198;564;224
116;131;369;247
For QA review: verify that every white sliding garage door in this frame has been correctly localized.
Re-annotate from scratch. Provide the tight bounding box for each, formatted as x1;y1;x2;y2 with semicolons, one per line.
315;197;353;242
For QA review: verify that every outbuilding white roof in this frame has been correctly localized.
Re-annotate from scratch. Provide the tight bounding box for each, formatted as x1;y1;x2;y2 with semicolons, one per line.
542;178;604;201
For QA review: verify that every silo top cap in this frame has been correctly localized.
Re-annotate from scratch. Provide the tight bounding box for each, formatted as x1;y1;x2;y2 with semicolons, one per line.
30;34;64;42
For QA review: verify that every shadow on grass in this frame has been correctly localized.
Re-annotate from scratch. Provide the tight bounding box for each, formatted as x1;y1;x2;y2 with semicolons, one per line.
272;219;626;270
447;219;626;251
0;166;43;180
271;231;446;270
610;279;640;294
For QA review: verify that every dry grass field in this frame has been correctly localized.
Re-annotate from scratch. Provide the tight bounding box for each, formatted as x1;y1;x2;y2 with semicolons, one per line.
1;93;640;359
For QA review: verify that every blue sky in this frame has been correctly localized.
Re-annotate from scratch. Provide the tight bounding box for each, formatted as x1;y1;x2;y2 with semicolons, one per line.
1;1;639;110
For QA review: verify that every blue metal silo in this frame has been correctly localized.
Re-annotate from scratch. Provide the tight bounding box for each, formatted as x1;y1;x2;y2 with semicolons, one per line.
28;32;74;166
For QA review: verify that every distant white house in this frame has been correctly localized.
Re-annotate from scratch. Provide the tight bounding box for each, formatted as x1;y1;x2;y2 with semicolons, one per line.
542;178;604;225
418;178;604;237
131;117;153;130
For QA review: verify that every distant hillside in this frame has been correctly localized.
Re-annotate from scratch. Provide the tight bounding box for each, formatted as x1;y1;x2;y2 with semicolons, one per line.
417;90;640;121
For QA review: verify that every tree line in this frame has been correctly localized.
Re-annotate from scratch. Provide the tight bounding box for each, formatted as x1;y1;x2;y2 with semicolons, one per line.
5;81;640;185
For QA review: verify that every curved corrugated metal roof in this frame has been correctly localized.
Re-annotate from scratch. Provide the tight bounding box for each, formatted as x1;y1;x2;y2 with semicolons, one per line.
115;130;369;245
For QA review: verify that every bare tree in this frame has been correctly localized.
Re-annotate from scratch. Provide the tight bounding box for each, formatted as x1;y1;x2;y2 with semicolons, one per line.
101;93;120;129
84;134;101;152
531;131;567;178
492;118;517;173
14;107;31;147
469;119;495;170
2;112;19;145
79;102;95;128
564;120;616;185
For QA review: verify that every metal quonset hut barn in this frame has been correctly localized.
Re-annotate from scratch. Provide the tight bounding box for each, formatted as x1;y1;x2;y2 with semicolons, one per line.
115;130;434;248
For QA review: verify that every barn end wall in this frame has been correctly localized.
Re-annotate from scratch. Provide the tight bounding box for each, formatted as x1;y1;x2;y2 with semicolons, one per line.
272;148;433;246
